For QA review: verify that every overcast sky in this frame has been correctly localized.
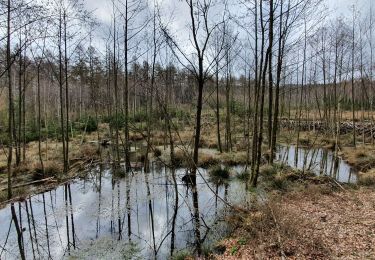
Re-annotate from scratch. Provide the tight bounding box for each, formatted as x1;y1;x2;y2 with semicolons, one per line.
81;0;370;56
84;0;369;25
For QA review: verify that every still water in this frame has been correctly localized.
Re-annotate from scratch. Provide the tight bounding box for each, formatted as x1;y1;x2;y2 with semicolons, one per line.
0;145;357;259
0;164;246;260
276;145;357;183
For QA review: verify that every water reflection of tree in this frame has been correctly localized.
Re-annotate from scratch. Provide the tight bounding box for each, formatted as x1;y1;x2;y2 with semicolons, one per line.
170;167;179;257
24;199;35;258
0;218;12;258
125;171;132;241
42;194;51;258
96;165;103;239
144;165;156;258
64;183;76;254
11;203;25;260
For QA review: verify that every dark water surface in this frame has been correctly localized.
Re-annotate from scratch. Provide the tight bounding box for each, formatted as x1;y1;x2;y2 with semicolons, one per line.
0;164;247;260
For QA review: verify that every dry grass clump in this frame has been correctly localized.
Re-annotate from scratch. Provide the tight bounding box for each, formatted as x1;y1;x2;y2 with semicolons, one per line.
129;132;144;142
235;139;248;151
358;169;375;186
32;160;62;179
149;131;165;146
198;153;219;167
0;190;7;202
172;149;190;167
343;146;375;171
258;164;335;193
13;164;31;177
221;152;247;166
199;136;218;149
321;137;336;149
260;164;278;178
78;144;100;159
0;187;27;202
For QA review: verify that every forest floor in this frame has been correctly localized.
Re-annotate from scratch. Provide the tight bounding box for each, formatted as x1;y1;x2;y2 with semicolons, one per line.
214;183;375;259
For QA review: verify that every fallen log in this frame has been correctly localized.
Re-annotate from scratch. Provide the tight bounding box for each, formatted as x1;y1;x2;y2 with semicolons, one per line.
0;177;55;192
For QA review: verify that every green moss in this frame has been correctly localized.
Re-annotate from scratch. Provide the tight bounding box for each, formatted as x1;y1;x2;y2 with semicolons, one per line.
230;246;239;255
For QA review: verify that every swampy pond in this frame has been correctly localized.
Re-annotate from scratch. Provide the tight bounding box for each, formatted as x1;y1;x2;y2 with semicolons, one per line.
0;165;247;260
0;145;356;259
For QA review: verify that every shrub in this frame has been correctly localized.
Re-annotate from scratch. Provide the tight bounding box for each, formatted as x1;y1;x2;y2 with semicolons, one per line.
85;116;98;132
260;165;278;178
130;110;148;123
0;132;10;146
231;100;247;117
236;170;250;180
74;116;98;133
269;174;291;190
106;114;126;129
209;165;230;179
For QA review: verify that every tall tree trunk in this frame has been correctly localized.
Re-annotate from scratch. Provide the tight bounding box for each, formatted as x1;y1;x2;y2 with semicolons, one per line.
124;0;131;172
251;0;260;180
17;32;22;166
225;51;232;152
113;6;120;165
144;1;157;172
22;28;27;163
37;64;44;176
351;7;356;147
7;0;13;199
270;1;284;164
216;60;222;153
59;9;66;174
64;11;70;171
251;0;273;187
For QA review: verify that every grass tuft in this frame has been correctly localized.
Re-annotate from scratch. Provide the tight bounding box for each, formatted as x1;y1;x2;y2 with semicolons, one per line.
32;161;62;180
358;170;375;186
209;165;230;179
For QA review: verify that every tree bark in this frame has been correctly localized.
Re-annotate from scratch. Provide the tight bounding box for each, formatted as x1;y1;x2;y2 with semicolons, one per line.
7;0;13;199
